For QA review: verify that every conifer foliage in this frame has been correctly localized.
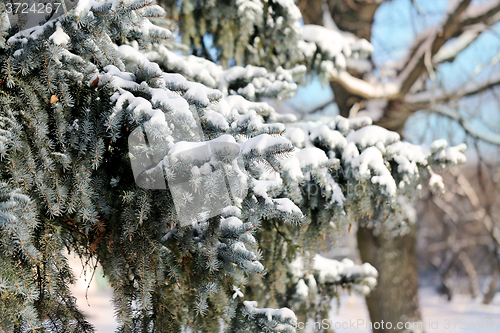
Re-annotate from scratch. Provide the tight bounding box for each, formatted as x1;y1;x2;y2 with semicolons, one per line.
0;0;465;332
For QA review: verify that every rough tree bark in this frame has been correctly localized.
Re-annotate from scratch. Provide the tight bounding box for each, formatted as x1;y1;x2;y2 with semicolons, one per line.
357;224;423;332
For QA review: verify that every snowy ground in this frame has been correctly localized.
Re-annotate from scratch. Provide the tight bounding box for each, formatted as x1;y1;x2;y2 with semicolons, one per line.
69;252;500;333
68;254;117;333
326;287;500;333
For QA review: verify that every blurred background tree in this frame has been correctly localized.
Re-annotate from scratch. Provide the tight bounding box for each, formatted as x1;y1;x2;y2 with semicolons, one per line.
290;0;500;331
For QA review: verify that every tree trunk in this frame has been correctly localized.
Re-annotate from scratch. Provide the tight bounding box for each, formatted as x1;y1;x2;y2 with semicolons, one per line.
357;223;423;333
483;265;499;305
296;1;425;331
458;251;480;299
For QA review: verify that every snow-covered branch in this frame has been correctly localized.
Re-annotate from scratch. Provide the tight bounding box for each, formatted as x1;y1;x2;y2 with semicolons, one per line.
289;254;378;296
299;24;389;96
118;43;306;101
243;301;298;331
329;68;399;99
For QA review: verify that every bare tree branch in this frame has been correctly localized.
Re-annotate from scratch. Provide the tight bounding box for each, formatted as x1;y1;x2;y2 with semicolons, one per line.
484;266;499;304
456;174;500;259
397;0;473;95
433;19;499;64
427;236;491;252
400;0;500;70
432;195;460;224
433;1;500;64
458;251;481;298
429;105;500;145
328;1;500;102
459;0;500;28
406;72;500;105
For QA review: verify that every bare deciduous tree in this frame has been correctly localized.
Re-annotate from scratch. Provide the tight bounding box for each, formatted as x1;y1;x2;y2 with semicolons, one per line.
295;0;500;331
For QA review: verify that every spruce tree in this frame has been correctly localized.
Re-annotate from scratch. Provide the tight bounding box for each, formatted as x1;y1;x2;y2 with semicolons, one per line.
0;1;466;332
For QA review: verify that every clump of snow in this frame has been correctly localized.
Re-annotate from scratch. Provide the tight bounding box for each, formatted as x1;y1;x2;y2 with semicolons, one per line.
49;22;70;45
430;139;448;152
301;25;373;68
221;217;243;229
349;147;397;196
221;206;242;217
429;172;445;194
284;127;306;148
293;147;329;169
243;300;297;323
223;95;275;116
232;285;244;299
274;0;302;21
298;40;317;58
440;144;467;165
295;279;309;299
237;0;263;17
393;155;418;175
428;140;467;166
310;125;347;151
346;125;400;149
273;198;303;216
279;155;304;182
240;134;290;155
326;115;372;136
386;141;429;165
289;254;378;296
313;256;378;285
342;142;360;163
73;0;109;17
224;65;267;83
252;178;281;204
